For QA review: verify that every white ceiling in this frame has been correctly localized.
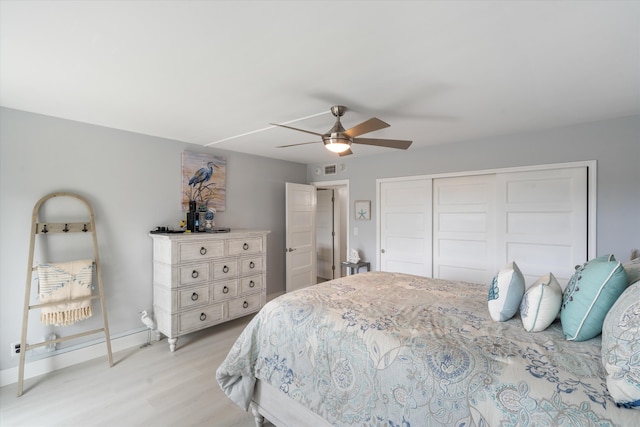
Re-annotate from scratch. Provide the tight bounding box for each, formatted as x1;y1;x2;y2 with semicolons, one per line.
1;1;639;164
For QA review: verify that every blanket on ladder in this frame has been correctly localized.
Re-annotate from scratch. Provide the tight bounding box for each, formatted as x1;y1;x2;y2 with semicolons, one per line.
37;259;94;326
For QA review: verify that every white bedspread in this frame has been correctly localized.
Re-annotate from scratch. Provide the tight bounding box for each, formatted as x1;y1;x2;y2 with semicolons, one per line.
217;272;639;426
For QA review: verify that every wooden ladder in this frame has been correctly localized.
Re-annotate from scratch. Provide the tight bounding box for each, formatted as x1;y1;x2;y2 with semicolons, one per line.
17;192;113;396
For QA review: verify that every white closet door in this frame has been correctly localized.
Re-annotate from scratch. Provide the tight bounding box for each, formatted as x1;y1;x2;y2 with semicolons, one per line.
495;167;587;288
433;174;497;284
379;178;432;276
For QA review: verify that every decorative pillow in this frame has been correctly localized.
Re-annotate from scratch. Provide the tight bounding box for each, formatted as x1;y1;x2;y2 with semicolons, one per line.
520;273;562;332
623;257;640;284
488;261;525;321
601;280;640;408
561;254;629;341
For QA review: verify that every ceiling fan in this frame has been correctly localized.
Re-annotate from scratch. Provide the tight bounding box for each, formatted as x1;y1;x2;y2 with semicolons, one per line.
272;105;412;156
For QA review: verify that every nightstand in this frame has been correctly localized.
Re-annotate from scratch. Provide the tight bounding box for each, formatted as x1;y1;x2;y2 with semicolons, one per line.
341;261;371;275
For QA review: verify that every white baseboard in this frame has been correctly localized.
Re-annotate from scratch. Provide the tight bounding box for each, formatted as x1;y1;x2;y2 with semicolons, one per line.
0;329;148;388
1;291;284;388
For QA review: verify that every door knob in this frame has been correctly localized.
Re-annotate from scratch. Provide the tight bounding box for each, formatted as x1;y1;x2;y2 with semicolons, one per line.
286;248;297;252
381;249;386;253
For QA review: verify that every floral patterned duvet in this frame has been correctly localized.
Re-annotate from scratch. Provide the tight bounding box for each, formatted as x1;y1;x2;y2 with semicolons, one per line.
216;272;638;426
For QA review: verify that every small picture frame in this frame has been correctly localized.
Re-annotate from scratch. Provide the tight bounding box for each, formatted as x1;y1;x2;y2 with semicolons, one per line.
354;200;371;220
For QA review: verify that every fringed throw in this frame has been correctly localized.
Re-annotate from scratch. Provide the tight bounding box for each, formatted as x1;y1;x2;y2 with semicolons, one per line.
37;259;94;326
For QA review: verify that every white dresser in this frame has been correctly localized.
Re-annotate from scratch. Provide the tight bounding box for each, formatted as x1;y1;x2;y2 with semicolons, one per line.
150;230;270;351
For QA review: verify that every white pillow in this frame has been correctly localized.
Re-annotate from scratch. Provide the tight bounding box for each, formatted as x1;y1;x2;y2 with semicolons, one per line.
520;273;562;332
488;261;525;321
601;280;640;409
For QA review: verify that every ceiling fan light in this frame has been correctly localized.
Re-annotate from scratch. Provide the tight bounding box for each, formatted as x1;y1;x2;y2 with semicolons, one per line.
323;135;351;153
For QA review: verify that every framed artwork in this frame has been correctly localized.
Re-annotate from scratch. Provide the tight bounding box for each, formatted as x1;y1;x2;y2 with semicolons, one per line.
354;200;371;220
181;151;226;211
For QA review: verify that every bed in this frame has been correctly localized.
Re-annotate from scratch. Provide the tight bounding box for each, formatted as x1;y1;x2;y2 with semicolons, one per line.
217;271;639;426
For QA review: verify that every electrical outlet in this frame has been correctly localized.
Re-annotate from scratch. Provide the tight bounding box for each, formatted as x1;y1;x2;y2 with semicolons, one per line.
10;342;21;357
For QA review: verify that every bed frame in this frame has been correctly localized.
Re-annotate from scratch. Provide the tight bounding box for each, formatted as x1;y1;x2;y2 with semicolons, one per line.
250;379;331;427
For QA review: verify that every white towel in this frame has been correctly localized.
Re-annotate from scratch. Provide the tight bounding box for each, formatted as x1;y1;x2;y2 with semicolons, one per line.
37;259;94;326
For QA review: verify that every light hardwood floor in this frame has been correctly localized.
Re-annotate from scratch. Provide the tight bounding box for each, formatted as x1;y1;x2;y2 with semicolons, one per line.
0;315;274;427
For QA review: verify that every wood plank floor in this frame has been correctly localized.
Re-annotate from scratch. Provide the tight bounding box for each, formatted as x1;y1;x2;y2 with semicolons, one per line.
0;316;274;427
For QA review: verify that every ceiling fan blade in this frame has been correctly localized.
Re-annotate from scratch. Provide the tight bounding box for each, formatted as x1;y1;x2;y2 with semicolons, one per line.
277;141;321;148
338;148;353;157
353;137;412;150
270;123;324;137
344;118;389;138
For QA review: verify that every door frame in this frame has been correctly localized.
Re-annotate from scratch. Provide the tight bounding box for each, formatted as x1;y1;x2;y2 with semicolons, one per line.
376;160;597;270
312;179;350;279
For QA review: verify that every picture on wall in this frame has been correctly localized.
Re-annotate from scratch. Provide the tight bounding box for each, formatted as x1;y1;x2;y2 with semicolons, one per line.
355;200;371;220
181;151;226;211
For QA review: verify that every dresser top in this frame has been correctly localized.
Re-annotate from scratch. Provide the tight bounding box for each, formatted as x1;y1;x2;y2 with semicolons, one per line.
149;229;270;241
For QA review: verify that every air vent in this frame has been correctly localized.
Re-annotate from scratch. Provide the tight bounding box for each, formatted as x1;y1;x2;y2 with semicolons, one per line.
324;164;337;175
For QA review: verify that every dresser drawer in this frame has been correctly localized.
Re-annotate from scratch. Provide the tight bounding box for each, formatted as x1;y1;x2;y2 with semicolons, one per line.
228;293;262;318
178;304;223;333
228;237;263;255
179;240;224;262
178;285;210;309
240;275;263;294
178;263;210;286
213;259;238;279
213;280;238;300
240;256;263;274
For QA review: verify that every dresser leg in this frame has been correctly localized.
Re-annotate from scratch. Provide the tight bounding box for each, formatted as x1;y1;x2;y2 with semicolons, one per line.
168;337;177;352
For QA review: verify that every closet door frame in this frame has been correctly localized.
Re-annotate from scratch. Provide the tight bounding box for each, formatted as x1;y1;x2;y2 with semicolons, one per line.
376;160;597;274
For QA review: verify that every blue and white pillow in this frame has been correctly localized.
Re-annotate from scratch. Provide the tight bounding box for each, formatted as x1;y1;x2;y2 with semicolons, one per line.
561;254;629;341
520;273;562;332
602;280;640;409
488;262;525;322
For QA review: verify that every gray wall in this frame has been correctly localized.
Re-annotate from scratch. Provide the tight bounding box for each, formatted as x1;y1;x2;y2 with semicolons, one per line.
307;115;640;270
2;108;638;372
0;107;307;371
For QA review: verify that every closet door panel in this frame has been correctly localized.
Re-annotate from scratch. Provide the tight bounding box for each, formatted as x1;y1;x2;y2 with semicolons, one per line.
496;167;587;288
433;175;497;284
379;179;432;276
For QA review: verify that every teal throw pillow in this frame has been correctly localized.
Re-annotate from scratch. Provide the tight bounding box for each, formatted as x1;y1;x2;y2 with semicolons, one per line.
561;254;629;341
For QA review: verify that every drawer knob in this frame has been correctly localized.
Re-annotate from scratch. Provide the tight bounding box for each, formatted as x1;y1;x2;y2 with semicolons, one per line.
191;292;199;301
243;301;249;308
249;261;255;269
223;265;229;273
200;247;207;255
243;243;249;250
249;280;255;288
223;286;229;294
200;313;207;321
191;270;199;279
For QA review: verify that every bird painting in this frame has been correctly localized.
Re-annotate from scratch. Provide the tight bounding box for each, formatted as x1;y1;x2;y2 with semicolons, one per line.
188;161;214;188
140;310;156;348
181;151;227;211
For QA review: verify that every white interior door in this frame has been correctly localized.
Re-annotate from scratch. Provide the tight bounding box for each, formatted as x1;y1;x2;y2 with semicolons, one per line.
379;178;432;276
433;174;497;284
495;167;587;288
285;183;317;292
